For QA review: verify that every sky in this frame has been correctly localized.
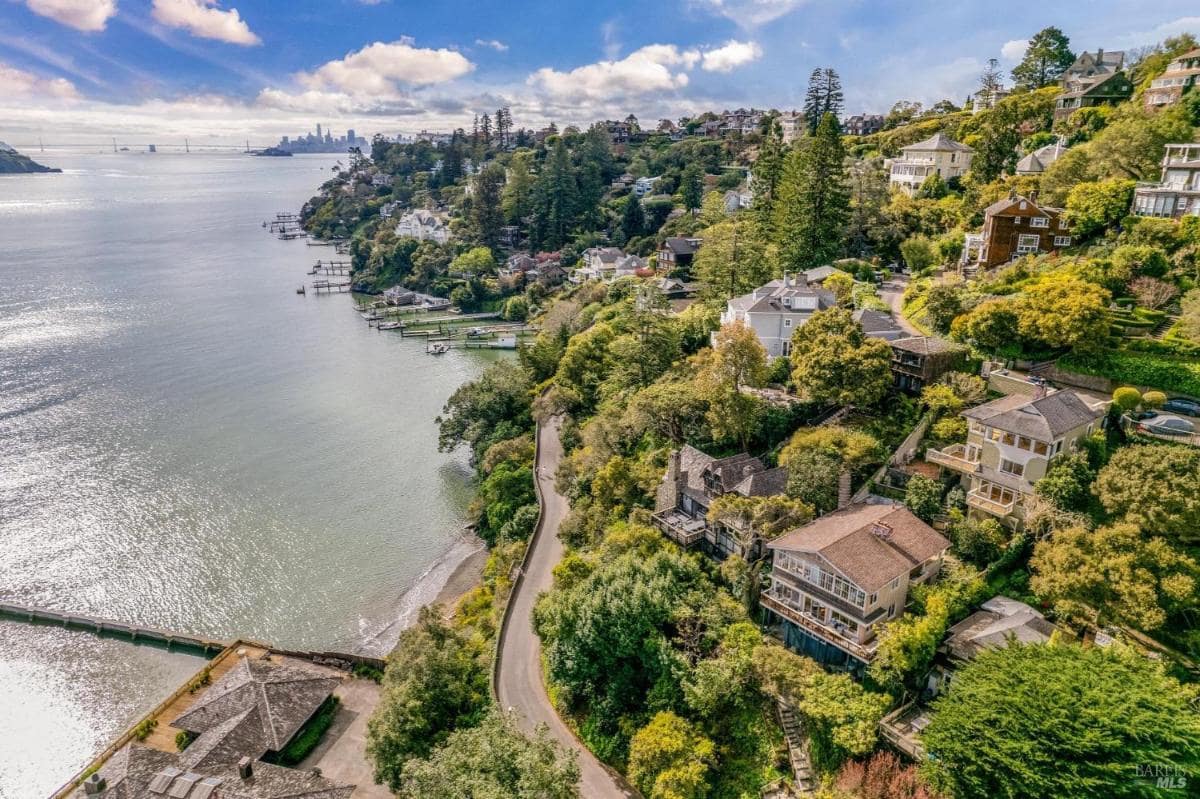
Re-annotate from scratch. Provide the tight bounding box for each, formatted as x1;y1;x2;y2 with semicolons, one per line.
1;0;1198;147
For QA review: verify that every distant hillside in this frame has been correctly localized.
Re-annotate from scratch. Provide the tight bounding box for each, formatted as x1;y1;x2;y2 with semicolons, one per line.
0;142;60;174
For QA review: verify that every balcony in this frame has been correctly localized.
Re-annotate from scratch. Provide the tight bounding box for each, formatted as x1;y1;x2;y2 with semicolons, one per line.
879;702;931;760
652;509;706;547
926;444;981;474
761;593;878;663
967;489;1017;516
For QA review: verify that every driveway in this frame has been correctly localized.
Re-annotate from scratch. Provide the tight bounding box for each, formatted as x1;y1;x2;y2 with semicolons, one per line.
298;678;392;798
494;418;638;798
881;275;923;336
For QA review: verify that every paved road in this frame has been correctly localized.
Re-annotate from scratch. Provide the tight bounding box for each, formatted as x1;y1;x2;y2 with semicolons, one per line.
881;276;923;337
495;418;638;798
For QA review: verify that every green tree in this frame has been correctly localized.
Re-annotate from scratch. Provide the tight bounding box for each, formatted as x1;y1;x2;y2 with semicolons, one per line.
680;164;704;215
950;298;1021;352
1031;522;1199;630
693;216;774;301
922;643;1200;799
1181;288;1200;342
628;711;716;799
774;113;849;270
869;590;951;694
530;138;579;250
1094;445;1200;543
1033;453;1094;512
366;609;489;791
899;235;938;272
946;513;1008;567
479;460;535;542
471;163;506;247
1010;27;1075;89
398;710;580;799
790;308;892;406
502;150;535;225
824;270;855;305
451;246;497;276
1064;179;1136;238
781;426;881;514
922;282;966;333
1112;386;1142;411
904;475;943;522
622;193;646;241
1015;275;1111;351
553;322;617;413
437;361;532;459
699;322;770;448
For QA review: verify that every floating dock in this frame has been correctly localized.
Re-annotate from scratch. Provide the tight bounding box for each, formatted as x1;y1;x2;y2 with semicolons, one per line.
0;601;230;654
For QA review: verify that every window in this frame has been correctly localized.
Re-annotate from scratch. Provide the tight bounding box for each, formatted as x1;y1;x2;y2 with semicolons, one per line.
910;563;925;579
830;611;859;634
1000;458;1025;477
1017;436;1032;451
1016;234;1041;254
989;428;1003;442
784;318;792;328
867;592;877;606
1030;217;1050;228
1002;431;1016;446
1033;440;1049;456
1054;235;1072;247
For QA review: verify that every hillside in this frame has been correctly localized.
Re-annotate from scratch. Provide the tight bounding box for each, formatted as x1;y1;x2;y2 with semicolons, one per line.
0;143;60;174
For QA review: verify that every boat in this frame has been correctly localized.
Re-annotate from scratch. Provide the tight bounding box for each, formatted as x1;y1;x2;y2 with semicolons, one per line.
378;321;403;330
426;343;450;355
296;285;306;295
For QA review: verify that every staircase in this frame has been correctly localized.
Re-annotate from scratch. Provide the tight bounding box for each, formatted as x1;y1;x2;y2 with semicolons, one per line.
777;702;815;796
1151;314;1179;340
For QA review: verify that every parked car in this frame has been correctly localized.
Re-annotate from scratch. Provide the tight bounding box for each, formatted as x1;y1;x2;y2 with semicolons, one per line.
1162;398;1200;417
1129;410;1158;421
1138;414;1195;436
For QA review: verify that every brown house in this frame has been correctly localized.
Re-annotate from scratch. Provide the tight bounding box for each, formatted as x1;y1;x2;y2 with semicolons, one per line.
1145;48;1200;110
961;193;1072;273
889;336;969;393
1054;49;1133;120
657;236;701;273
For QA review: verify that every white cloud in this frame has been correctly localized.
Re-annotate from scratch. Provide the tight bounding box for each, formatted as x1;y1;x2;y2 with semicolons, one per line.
0;62;79;100
527;44;700;102
1001;39;1028;62
150;0;261;46
24;0;117;32
692;0;805;28
474;38;508;52
1108;16;1200;49
702;40;763;72
297;40;474;96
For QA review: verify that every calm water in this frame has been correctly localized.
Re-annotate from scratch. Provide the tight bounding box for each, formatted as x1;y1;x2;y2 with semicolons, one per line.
0;151;491;796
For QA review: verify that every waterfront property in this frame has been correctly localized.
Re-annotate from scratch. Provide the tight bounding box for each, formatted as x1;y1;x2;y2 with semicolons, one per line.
719;274;837;358
887;133;974;196
394;209;451;243
960;192;1071;274
653;445;788;560
762;503;950;672
1132;142;1200;219
1054;49;1132;120
889;336;969;393
925;390;1106;528
879;596;1056;758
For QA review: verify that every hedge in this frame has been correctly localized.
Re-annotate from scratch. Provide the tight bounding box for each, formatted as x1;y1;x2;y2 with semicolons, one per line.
1060;350;1200;397
1123;336;1200;358
268;696;340;766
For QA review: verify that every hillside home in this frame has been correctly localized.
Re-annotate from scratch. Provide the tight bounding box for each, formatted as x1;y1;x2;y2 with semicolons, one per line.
719;274;837;358
763;503;950;671
779;111;805;143
1144;48;1200;109
573;247;646;282
889;336;969;393
888;133;974;195
394;209;450;243
634;176;662;197
853;309;906;341
1014;139;1067;175
1054;49;1132;120
925;390;1106;527
657;237;701;273
960;192;1071;274
844;114;885;136
971;86;1010;113
1132;142;1200;218
653;446;788;560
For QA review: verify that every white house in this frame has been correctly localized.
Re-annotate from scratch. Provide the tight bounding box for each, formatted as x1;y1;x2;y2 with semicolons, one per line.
888;133;974;195
634;176;662;197
778;112;804;144
572;247;647;282
719;274;837;358
395;210;450;243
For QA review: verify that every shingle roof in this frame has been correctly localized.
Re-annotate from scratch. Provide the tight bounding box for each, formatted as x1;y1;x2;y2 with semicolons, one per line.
889;336;965;356
675;445;787;502
662;237;699;256
853;309;904;335
962;390;1104;440
982;193;1063;218
1015;142;1066;174
769;503;950;592
901;132;973;154
732;466;789;497
943;596;1056;662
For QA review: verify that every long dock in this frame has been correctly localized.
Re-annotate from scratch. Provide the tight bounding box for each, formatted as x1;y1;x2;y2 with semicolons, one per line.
309;260;351;276
0;601;231;654
311;279;352;293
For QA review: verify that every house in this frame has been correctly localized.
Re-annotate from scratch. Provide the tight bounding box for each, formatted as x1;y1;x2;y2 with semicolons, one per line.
844;114;884;136
604;119;631;144
1132;142;1200;218
634;176;662;197
657;276;700;299
888;133;974;195
573;247;646;282
1054;49;1132;120
1145;48;1200;109
880;596;1055;758
762;502;950;671
394;209;450;243
499;225;522;248
925;389;1106;527
652;445;788;560
657;237;701;272
1014;139;1067;175
889;336;969;393
722;189;753;213
853;309;906;341
971;87;1011;114
719;274;838;358
378;200;401;219
370;172;393;188
502;253;538;277
960;192;1071;274
779;111;805;143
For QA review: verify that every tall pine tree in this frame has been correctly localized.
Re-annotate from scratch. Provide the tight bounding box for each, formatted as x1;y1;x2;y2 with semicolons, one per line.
1011;27;1074;89
802;68;825;133
773;113;849;270
621;193;645;241
529;138;577;250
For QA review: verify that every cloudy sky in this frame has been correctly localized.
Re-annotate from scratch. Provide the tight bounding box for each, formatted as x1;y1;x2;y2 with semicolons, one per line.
1;0;1198;147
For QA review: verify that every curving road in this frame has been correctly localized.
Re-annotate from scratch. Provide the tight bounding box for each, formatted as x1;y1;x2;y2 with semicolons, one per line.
495;418;638;798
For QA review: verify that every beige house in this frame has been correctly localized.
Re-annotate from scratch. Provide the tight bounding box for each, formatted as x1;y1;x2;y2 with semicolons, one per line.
888;133;974;195
762;503;950;672
926;390;1105;527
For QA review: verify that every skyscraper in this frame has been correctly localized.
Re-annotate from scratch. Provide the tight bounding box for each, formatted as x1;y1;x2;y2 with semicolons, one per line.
316;123;322;138
347;129;356;146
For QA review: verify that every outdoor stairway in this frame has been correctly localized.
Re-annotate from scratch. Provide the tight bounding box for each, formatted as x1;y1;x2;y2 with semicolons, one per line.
1151;314;1179;340
778;702;815;796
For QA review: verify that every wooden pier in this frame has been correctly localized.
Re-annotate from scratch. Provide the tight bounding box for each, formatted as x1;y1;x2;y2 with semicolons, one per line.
0;601;230;654
308;260;352;276
311;279;352;293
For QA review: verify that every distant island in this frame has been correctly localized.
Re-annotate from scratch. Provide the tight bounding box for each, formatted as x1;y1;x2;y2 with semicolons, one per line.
0;141;60;173
252;146;294;157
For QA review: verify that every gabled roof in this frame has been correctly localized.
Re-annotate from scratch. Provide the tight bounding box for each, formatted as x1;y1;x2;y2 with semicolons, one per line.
172;657;341;756
943;596;1056;662
982;193;1063;218
901;132;973;154
803;265;841;283
661;236;699;255
961;390;1104;440
769;503;950;592
731;466;789;497
889;335;965;356
1015;141;1066;174
852;309;904;336
674;445;785;502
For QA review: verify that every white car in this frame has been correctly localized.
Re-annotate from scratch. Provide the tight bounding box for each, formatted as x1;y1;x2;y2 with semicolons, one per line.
1138;414;1195;437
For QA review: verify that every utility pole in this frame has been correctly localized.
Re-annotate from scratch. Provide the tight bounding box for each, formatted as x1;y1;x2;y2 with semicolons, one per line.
38;137;44;152
112;137;117;153
185;138;190;154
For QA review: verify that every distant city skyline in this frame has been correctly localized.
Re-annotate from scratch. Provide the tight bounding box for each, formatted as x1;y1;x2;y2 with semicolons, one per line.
1;0;1198;144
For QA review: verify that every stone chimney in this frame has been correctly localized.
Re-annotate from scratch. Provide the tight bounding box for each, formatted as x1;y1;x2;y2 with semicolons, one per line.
238;757;253;779
656;450;684;513
1028;189;1038;204
837;470;853;509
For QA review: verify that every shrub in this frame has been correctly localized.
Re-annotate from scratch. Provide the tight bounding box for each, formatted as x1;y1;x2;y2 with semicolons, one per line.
904;475;943;523
900;235;938;272
1112;386;1141;411
1064;179;1136;238
133;718;157;741
1062;350;1200;397
1142;390;1166;409
272;696;340;766
175;730;197;751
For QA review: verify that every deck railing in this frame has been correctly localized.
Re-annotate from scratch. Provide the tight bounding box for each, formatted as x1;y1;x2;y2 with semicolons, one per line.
760;593;877;662
926;444;981;474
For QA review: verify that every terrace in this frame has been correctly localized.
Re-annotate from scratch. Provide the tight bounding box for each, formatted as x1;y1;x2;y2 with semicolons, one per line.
925;444;981;474
760;592;879;663
651;509;706;547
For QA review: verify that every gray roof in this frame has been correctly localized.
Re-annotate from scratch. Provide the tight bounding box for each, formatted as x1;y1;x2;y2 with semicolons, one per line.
943;597;1056;662
661;237;699;256
732;466;789;497
962;390;1104;440
889;336;965;356
769;503;950;592
74;743;354;799
901;132;973;154
728;278;836;316
675;445;786;503
1015;142;1066;174
853;309;904;336
803;265;841;283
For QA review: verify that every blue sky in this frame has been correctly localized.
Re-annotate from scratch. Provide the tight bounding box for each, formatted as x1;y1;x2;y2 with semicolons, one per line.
1;0;1198;145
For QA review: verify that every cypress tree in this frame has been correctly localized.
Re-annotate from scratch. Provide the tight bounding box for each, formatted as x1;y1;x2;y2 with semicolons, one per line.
773;113;849;270
622;193;645;241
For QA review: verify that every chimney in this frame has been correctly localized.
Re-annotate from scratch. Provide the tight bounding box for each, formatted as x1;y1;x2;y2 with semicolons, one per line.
238;757;253;779
1008;188;1017;200
1097;47;1104;63
83;774;107;796
870;522;893;539
1028;189;1038;204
